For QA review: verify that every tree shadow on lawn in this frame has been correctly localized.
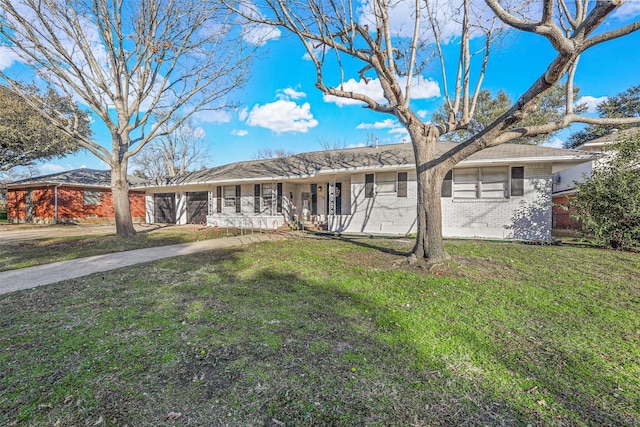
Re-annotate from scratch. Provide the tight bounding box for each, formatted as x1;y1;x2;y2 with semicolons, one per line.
0;244;636;426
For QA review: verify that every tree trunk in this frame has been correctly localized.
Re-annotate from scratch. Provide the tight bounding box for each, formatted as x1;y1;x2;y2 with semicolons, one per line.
412;167;451;263
111;161;136;236
410;130;452;264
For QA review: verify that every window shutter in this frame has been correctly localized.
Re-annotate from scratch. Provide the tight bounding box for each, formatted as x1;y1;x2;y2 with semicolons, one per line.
441;170;452;197
276;182;283;213
397;172;407;197
365;174;374;198
235;185;241;213
254;184;261;213
216;186;222;213
511;167;524;196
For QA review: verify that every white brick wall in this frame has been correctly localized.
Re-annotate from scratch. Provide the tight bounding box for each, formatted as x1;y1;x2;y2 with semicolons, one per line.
336;171;418;234
334;165;552;240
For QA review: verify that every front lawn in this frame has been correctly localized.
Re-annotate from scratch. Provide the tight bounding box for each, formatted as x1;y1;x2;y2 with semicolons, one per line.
0;225;248;272
1;237;638;426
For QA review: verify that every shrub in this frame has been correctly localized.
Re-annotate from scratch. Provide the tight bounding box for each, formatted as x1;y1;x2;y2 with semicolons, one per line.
571;132;640;250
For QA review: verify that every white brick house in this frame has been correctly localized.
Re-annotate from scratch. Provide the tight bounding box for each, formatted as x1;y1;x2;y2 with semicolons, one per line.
138;142;595;240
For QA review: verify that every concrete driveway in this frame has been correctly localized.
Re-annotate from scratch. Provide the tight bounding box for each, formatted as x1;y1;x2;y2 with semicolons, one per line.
0;233;277;295
0;223;163;243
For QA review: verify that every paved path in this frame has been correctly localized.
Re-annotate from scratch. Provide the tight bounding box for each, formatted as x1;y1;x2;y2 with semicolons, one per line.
0;234;278;295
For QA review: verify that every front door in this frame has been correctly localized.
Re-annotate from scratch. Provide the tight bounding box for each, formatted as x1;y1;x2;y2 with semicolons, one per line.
301;192;310;220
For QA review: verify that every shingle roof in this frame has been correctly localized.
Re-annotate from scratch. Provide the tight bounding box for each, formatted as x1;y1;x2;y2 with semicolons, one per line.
579;127;640;148
143;142;596;187
7;169;145;188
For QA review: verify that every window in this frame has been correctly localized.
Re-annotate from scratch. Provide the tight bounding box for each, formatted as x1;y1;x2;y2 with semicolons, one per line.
223;185;236;207
453;168;480;199
365;174;374;198
252;183;282;214
216;186;222;213
262;184;274;206
365;172;407;197
376;172;397;193
84;190;100;205
511;166;524;196
441;170;452;198
481;167;509;199
452;167;509;199
397;172;408;198
261;183;276;214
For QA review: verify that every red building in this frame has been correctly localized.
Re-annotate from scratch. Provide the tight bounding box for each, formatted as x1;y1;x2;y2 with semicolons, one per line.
6;169;145;224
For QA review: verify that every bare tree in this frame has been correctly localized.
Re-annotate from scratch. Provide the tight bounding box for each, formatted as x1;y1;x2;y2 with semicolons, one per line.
229;0;640;263
318;137;349;151
318;132;380;150
252;147;295;159
131;118;212;180
0;0;255;235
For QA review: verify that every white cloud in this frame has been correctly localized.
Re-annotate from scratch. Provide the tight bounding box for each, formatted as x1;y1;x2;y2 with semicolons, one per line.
405;76;441;99
543;137;565;149
239;4;281;45
192;126;206;139
576;96;608;113
277;87;306;100
417;109;429;119
612;2;640;20
242;24;281;46
389;127;409;135
39;163;73;173
238;107;249;121
246;100;318;133
324;78;384;106
0;47;22;70
357;0;501;42
356;119;399;130
356;118;409;141
347;142;367;149
232;129;249;136
324;76;440;107
193;109;232;124
302;45;333;61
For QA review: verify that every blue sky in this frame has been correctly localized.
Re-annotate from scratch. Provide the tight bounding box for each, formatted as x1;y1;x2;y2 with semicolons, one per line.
4;1;640;174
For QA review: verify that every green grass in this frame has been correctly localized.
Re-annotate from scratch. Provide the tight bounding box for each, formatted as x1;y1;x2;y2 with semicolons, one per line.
0;225;250;272
1;237;638;426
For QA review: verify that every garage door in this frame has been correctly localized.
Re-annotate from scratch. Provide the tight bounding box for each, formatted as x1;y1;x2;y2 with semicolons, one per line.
154;193;176;223
187;192;208;224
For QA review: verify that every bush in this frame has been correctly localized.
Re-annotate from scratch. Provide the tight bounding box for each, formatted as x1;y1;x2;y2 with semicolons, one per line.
571;133;640;250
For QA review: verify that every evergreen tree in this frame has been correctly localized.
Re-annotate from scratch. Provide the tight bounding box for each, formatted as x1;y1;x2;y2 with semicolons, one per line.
565;85;640;149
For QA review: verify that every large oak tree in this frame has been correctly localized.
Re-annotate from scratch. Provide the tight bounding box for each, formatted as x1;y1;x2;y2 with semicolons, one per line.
0;0;255;235
230;0;640;263
0;85;91;172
